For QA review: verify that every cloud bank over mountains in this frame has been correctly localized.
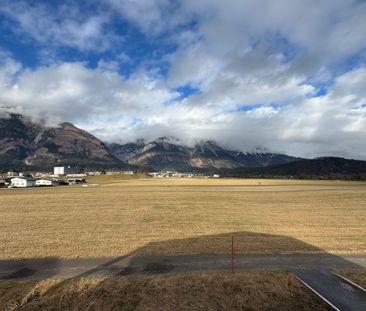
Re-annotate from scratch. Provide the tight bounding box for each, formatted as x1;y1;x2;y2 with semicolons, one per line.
0;0;365;159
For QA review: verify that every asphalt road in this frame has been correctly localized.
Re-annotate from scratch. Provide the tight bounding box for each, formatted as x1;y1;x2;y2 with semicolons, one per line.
294;268;366;311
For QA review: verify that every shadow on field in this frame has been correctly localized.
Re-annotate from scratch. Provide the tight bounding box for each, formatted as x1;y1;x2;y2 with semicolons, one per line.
118;231;364;275
0;257;60;280
0;231;364;281
52;232;366;279
1;232;365;310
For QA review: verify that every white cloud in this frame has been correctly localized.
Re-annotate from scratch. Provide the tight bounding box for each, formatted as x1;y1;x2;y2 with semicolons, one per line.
0;50;23;88
0;1;366;159
0;61;178;126
0;1;115;52
0;53;366;158
107;0;171;34
107;0;366;64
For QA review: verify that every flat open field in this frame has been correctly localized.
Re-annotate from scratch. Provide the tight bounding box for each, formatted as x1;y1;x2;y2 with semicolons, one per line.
0;177;366;259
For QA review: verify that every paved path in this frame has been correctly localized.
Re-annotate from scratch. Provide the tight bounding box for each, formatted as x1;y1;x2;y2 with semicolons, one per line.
1;254;366;280
293;268;366;311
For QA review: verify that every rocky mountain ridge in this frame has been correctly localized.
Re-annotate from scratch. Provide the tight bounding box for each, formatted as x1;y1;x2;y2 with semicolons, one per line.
2;113;365;179
108;136;298;171
1;113;297;171
0;113;124;169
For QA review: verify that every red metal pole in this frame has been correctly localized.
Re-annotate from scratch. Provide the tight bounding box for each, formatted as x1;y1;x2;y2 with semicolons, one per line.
231;234;235;273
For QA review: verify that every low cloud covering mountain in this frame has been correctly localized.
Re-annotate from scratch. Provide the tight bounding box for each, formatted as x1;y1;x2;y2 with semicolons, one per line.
0;112;298;171
2;112;366;180
108;137;297;171
0;113;123;170
4;112;365;179
0;1;366;160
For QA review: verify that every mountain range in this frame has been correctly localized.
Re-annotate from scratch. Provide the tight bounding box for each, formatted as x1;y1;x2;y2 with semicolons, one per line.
108;137;297;171
1;112;366;179
0;113;123;170
0;113;296;171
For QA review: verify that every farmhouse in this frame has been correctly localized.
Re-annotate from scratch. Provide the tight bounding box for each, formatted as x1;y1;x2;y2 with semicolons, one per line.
36;179;59;187
10;177;36;188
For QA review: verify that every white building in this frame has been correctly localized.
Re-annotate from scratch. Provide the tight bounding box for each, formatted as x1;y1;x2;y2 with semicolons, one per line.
106;171;122;175
106;170;135;175
36;179;58;187
66;173;87;177
11;177;36;188
86;171;101;176
53;166;73;175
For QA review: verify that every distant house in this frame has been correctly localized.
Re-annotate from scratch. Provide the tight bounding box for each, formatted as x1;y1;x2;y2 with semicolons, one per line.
86;171;101;176
36;179;59;187
106;170;135;175
53;166;74;175
66;173;87;177
10;177;36;188
106;171;121;175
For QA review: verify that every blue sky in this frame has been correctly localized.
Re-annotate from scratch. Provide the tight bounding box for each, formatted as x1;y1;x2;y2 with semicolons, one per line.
0;0;366;159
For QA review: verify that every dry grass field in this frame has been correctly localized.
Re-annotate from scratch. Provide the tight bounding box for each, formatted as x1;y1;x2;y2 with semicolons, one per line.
0;272;331;311
0;176;365;259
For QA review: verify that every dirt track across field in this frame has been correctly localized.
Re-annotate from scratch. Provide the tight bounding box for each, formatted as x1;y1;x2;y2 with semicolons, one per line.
1;253;366;281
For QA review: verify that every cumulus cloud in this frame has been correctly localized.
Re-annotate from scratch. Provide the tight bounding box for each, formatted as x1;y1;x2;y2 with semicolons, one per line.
0;50;23;87
2;57;365;159
0;0;366;159
106;0;177;35
0;0;115;52
0;61;178;126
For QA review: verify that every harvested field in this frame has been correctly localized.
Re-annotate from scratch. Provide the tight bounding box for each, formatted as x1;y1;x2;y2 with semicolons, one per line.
0;177;365;259
0;272;331;311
